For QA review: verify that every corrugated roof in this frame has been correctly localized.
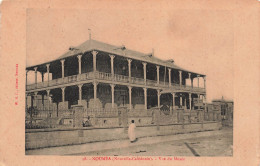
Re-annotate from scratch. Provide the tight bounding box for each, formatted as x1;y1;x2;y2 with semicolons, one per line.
26;39;205;76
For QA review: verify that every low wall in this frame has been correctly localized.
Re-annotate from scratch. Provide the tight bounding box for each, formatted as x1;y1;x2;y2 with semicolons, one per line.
25;121;222;150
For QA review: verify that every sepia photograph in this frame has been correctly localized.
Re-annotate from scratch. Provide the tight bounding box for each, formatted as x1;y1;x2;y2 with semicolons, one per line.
25;8;233;156
0;0;259;165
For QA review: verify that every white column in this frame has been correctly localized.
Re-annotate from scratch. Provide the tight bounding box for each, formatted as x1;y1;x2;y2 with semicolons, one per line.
46;90;50;98
204;94;207;103
168;68;171;86
34;92;38;108
203;76;206;89
143;88;147;110
46;64;50;85
179;70;182;86
172;92;175;108
93;81;98;108
109;55;115;76
92;51;98;72
157;89;161;108
78;84;82;104
34;67;37;84
46;90;50;110
189;93;192;110
188;73;191;86
180;94;183;107
127;59;132;83
61;87;65;102
142;62;147;85
110;84;115;108
60;59;65;78
128;86;132;110
156;65;160;84
197;75;200;87
77;55;82;74
41;72;44;82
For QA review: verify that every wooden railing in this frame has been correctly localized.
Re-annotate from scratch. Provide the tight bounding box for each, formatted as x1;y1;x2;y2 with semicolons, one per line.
26;71;205;93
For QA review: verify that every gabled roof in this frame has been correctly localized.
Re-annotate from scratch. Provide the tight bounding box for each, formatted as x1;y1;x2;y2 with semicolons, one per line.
26;39;205;76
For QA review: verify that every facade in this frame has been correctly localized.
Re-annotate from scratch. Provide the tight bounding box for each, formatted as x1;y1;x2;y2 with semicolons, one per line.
25;38;206;114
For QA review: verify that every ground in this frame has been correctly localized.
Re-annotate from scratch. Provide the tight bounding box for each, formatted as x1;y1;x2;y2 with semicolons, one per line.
78;127;233;156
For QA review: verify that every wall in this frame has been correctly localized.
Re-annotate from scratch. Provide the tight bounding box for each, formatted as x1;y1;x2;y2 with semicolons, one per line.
25;121;222;150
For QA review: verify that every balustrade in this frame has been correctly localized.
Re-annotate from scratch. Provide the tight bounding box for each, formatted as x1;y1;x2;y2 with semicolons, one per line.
26;71;205;93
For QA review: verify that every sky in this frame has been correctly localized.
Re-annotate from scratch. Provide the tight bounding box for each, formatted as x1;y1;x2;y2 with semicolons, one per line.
26;8;234;102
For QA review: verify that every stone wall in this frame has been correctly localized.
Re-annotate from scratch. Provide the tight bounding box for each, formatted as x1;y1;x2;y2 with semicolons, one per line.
25;121;222;150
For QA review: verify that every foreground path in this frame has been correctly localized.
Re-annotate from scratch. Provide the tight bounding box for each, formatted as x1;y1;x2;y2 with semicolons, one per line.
26;127;233;156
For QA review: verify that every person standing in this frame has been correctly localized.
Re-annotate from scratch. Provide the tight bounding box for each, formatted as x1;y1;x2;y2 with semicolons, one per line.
128;120;136;143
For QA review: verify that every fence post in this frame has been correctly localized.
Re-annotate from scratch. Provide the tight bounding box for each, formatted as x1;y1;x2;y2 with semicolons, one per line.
72;105;84;128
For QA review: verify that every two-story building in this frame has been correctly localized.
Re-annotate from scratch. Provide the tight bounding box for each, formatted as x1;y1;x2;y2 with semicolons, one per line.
26;38;206;114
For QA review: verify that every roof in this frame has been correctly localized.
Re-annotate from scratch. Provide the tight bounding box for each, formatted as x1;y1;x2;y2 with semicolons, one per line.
212;99;234;103
26;39;205;76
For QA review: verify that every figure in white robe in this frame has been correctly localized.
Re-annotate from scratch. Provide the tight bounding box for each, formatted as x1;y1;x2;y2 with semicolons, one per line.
128;120;136;142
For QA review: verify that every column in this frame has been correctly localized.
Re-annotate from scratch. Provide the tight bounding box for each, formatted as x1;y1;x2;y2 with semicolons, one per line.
203;94;207;103
188;73;191;86
189;93;192;110
61;87;65;102
78;84;83;104
60;59;65;78
172;92;175;108
191;78;194;88
179;70;182;86
168;68;171;86
92;51;98;72
203;76;206;89
46;64;50;85
25;93;28;109
46;90;50;111
34;67;37;84
180;94;183;107
184;97;187;107
77;54;82;74
110;84;115;108
109;55;115;76
157;89;161;108
142;62;147;85
128;86;132;110
34;92;38;108
127;59;132;83
197;75;200;87
156;65;160;84
30;94;33;108
93;81;98;108
143;88;147;110
41;72;44;82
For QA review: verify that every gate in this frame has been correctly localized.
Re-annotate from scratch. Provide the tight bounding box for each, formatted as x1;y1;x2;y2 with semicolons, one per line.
118;107;128;132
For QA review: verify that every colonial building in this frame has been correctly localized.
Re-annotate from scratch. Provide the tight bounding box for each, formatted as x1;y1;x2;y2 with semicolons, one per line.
26;37;206;114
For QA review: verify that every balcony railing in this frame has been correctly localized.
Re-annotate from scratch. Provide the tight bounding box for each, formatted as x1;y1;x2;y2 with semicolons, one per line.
26;71;205;93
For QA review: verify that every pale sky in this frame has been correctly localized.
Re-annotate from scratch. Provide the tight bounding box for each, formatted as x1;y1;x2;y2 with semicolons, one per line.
26;8;234;102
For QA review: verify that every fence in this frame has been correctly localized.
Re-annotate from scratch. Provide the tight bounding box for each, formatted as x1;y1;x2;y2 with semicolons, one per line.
25;106;221;129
